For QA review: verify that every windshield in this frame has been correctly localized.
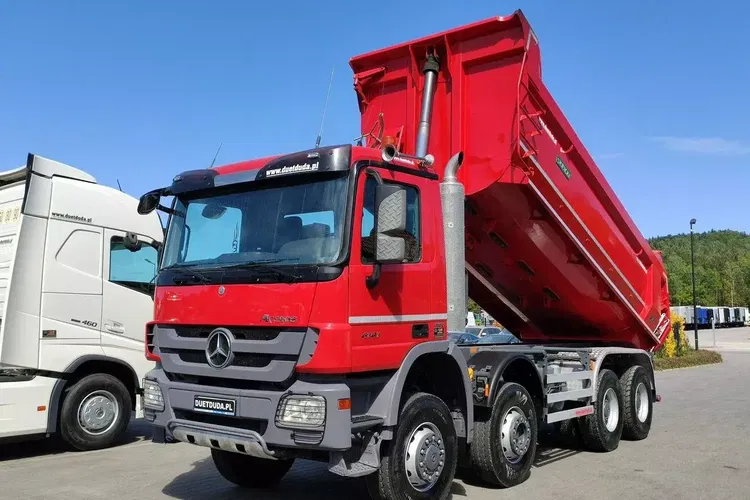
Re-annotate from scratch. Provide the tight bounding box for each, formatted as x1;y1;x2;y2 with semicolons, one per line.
161;173;349;269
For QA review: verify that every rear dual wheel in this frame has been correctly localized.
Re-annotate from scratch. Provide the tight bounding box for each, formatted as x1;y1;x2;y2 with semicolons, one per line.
580;369;623;452
619;365;653;441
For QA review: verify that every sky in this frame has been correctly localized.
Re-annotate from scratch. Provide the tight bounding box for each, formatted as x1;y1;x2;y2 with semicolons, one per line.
2;0;749;239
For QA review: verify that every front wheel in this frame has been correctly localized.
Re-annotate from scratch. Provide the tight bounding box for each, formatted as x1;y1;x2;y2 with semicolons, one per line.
59;373;132;451
211;450;295;488
469;382;538;487
366;392;458;500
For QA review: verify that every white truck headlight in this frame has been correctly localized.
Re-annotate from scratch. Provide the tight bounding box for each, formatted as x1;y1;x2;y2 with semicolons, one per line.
276;395;326;429
143;379;164;411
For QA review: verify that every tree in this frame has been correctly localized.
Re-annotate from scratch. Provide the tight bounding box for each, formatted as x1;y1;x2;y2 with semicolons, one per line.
650;230;750;307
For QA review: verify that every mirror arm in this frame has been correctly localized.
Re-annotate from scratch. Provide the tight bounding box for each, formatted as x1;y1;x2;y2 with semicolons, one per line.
366;262;381;289
365;168;385;288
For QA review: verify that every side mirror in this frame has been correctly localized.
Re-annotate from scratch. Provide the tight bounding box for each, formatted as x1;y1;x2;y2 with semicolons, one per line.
373;183;407;264
124;231;141;252
137;189;162;215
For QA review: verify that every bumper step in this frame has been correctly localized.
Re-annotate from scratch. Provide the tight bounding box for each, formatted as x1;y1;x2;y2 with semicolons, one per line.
351;415;384;432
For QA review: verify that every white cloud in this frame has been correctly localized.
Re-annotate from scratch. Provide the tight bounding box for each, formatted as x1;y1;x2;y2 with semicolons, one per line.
651;136;750;155
598;152;624;160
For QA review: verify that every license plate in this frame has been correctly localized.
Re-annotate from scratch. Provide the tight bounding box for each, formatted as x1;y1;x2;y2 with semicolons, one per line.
193;396;236;416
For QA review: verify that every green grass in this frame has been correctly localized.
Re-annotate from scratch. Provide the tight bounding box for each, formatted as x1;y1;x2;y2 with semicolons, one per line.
654;349;723;371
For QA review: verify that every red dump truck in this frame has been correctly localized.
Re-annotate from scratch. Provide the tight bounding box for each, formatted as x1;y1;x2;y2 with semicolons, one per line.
137;10;670;499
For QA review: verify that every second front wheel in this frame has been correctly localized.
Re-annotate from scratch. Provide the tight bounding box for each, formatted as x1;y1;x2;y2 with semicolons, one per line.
469;382;538;487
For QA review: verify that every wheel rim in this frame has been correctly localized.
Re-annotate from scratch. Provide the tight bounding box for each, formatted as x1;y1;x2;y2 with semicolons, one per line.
635;382;649;422
404;422;445;492
601;388;620;432
77;390;119;436
499;406;531;464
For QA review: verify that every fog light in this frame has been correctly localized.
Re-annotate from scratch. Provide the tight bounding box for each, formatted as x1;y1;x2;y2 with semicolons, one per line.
276;395;326;429
143;379;164;411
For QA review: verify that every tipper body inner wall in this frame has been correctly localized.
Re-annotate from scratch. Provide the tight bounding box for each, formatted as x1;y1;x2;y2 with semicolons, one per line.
349;11;670;350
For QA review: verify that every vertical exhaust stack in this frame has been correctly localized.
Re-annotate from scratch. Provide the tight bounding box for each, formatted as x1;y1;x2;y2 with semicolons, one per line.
441;152;466;333
415;53;440;159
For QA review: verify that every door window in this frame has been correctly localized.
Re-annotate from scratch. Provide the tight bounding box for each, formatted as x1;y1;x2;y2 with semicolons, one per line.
109;236;159;296
361;176;421;263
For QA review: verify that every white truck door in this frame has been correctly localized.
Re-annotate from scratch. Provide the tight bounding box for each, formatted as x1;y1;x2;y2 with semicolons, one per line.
101;229;159;364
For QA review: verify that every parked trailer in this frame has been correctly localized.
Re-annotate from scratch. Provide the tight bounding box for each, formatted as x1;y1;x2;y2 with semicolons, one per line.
0;154;163;449
138;10;668;499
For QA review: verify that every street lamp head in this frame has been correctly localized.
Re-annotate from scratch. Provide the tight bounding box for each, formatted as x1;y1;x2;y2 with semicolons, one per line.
690;218;696;229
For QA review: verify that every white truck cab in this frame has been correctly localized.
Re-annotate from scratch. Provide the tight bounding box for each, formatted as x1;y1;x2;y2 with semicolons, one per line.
0;154;163;450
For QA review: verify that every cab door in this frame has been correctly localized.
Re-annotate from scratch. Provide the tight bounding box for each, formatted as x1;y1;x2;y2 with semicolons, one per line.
348;166;438;372
101;229;159;373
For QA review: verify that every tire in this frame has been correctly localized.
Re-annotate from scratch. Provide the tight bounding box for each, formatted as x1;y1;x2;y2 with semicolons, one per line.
211;449;295;488
579;368;623;452
59;373;132;451
365;392;458;500
619;365;653;441
469;382;538;487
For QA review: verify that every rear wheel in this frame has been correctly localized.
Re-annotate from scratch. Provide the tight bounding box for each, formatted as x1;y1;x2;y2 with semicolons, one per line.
619;365;653;440
366;392;458;500
580;369;623;452
211;449;295;488
469;382;538;487
59;373;132;451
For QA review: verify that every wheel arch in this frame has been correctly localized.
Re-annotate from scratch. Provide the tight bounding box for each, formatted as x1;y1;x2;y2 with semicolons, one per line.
476;352;544;420
594;349;656;396
369;341;474;444
47;355;140;433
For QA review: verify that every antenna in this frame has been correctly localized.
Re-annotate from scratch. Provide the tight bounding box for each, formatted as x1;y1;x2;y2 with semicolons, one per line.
315;67;335;148
116;179;123;192
209;142;223;168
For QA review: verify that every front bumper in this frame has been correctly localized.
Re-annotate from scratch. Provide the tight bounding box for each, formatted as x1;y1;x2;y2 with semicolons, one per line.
143;369;353;456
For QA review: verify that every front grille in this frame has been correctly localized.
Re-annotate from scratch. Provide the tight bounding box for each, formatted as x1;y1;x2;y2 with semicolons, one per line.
173;325;298;341
174;350;296;368
156;324;318;384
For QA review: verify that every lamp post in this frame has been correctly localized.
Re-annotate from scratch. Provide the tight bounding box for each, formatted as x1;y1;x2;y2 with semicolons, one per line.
690;218;698;350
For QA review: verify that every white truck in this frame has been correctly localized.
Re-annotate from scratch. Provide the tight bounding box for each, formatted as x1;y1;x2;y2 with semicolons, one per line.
0;154;163;450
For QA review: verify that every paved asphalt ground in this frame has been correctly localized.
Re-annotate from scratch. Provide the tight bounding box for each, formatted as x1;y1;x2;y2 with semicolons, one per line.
2;330;750;500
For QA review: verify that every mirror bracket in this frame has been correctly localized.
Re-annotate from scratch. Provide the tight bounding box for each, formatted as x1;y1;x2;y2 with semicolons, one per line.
124;231;140;252
365;169;384;288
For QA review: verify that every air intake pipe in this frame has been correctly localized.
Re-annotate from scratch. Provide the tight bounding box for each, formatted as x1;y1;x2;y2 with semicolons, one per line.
415;53;440;159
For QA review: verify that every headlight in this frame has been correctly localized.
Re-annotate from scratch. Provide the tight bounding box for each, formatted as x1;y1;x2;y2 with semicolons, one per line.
276;395;326;429
143;379;164;411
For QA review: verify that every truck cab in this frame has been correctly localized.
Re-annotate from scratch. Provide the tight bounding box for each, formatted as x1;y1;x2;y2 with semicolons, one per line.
0;154;163;450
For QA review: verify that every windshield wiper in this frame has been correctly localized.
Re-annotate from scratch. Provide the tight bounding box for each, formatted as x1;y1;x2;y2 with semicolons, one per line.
160;264;213;284
217;259;303;281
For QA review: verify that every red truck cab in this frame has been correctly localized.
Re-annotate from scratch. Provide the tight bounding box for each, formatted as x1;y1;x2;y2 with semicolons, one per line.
148;144;449;375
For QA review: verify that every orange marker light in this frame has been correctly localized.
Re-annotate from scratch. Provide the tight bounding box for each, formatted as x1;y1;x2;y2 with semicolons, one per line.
337;398;351;411
37;405;46;412
484;384;489;398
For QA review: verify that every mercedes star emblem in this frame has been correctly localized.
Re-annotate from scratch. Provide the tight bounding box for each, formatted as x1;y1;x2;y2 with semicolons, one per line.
205;328;233;369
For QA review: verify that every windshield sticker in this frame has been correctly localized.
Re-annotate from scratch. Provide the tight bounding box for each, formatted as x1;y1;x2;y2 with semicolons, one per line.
265;161;320;177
